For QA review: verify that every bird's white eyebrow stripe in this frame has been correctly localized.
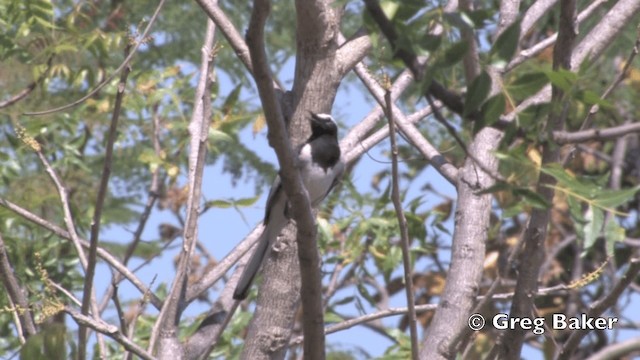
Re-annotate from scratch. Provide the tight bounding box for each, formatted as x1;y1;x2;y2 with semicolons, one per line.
313;113;336;123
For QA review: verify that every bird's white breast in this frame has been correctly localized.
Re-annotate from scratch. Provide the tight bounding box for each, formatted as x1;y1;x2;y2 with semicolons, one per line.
299;144;340;205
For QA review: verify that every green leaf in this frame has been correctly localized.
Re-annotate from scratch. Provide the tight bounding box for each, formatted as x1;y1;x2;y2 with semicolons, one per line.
513;188;550;209
604;220;626;256
507;71;549;100
221;84;243;116
475;93;505;133
208;128;233;143
380;0;400;20
594;186;640;209
490;20;521;65
205;199;233;208
235;195;260;207
582;205;604;252
442;41;469;67
544;68;578;92
576;90;610;107
324;311;344;323
464;70;491;117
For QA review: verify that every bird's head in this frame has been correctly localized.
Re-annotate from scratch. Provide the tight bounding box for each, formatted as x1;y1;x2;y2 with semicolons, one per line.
309;112;338;136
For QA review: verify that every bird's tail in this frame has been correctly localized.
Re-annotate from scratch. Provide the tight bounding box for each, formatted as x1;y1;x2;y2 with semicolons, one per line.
233;228;270;300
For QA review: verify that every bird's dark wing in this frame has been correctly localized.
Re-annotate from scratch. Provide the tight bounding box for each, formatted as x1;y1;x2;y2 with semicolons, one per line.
324;157;345;201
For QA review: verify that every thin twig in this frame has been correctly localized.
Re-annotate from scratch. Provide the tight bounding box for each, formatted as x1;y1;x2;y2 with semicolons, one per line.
98;104;164;314
0;56;53;109
385;87;419;360
553;122;640;145
352;62;459;184
0;197;163;309
79;39;132;360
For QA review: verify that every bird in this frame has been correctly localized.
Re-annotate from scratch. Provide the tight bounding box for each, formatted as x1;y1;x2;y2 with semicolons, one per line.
233;112;344;300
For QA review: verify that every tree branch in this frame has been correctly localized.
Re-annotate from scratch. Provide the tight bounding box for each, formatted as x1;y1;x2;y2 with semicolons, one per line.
336;30;372;74
245;0;326;358
79;40;132;360
194;0;253;73
0;197;163;309
149;17;217;358
553;122;640;144
384;89;419;360
0;56;52;109
352;62;459;184
64;307;155;360
506;0;606;72
0;232;37;337
498;0;577;357
362;0;465;115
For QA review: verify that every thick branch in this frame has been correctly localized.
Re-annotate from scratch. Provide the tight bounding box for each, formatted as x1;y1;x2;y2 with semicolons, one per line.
498;0;577;358
246;0;325;358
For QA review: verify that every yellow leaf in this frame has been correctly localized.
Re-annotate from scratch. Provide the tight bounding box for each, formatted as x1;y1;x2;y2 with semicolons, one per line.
252;114;266;136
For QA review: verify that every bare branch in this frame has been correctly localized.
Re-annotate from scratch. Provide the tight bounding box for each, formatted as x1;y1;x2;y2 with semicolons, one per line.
0;197;163;309
336;30;371;74
384;89;419;360
520;0;557;38
344;106;435;165
79;40;132;360
183;261;242;360
0;232;37;337
587;336;640;360
362;0;465;115
352;62;459;184
506;0;607;72
186;226;263;303
65;307;155;360
572;0;640;68
497;0;521;35
194;0;253;73
504;0;640;121
99;105;165;314
149;17;217;357
553;122;640;144
420;127;503;359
